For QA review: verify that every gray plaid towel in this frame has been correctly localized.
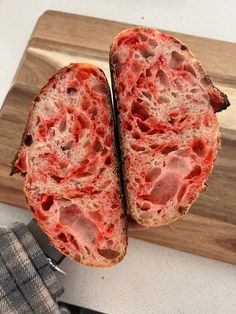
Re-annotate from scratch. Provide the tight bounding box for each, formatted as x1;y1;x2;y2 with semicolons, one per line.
0;222;64;314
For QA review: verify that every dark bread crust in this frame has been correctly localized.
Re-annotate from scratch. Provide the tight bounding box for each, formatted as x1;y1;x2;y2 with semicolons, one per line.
110;27;230;226
109;56;131;222
11;63;127;267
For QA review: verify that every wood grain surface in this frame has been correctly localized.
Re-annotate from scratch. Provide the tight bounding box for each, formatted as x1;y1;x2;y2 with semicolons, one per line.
0;10;235;264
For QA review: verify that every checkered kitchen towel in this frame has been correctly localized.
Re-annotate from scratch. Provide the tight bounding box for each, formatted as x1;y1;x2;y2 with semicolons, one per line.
0;222;64;314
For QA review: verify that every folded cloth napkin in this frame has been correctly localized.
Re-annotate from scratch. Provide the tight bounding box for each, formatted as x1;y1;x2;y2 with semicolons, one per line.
0;222;64;314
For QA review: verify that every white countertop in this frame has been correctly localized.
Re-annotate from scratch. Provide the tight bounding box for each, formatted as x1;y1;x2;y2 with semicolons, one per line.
0;1;236;313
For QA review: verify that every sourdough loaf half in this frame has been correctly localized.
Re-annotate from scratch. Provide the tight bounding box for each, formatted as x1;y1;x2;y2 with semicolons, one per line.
12;63;127;267
110;27;230;227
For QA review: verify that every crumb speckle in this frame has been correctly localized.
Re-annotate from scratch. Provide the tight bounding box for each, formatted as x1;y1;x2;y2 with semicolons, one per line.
101;276;104;280
141;16;144;20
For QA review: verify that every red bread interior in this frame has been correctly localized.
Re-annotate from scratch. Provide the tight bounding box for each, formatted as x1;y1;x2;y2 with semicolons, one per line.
13;64;127;267
110;28;230;226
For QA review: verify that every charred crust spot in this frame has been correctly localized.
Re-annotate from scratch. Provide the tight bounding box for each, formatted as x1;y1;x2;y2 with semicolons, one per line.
9;167;19;176
180;44;187;51
178;206;187;215
214;91;231;112
34;96;40;102
52;83;56;89
24;134;33;146
67;87;77;93
66;67;71;72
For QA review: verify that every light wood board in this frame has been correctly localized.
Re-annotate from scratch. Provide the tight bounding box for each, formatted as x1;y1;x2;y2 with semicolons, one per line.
0;10;235;264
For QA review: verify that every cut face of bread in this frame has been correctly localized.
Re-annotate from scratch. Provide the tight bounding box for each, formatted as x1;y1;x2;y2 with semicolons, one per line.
110;28;230;226
12;64;127;267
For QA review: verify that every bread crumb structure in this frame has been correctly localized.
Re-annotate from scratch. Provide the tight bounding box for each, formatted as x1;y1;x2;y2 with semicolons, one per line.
13;64;127;267
110;27;230;226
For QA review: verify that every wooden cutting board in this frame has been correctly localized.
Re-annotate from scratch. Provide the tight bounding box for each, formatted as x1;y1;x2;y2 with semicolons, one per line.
0;10;236;264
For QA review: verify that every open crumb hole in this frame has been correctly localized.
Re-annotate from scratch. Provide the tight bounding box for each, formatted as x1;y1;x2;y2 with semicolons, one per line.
97;248;120;260
137;120;150;132
59;115;67;133
184;64;197;77
141;90;152;100
141;203;151;211
169;51;185;68
58;232;67;243
145;167;161;182
140;47;155;58
42;195;54;211
156;69;169;85
131;101;149;120
131;144;145;152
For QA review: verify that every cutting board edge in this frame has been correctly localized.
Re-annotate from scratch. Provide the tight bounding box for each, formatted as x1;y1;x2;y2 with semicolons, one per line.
36;10;236;46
